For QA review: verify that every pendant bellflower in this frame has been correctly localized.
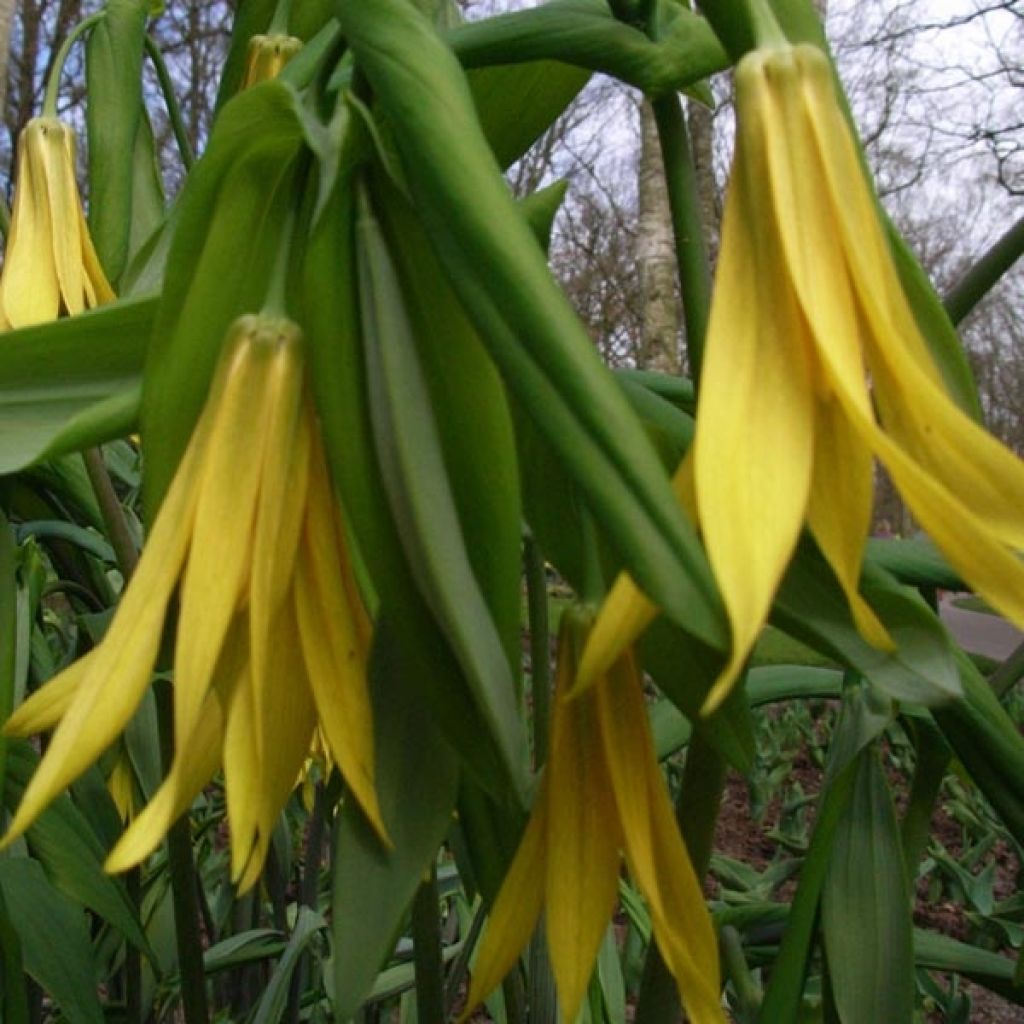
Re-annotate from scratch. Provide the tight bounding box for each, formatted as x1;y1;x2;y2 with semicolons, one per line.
2;316;385;890
462;609;724;1024
581;44;1024;711
0;117;114;328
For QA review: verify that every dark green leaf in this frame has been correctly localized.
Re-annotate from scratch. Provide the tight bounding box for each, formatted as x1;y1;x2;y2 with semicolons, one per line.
331;617;460;1022
252;908;325;1024
0;858;104;1024
0;297;154;473
87;0;150;282
822;746;914;1024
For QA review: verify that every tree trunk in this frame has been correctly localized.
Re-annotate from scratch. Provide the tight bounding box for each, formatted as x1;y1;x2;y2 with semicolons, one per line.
637;98;681;374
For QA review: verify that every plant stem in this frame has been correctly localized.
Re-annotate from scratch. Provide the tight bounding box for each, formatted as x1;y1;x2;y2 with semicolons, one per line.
989;637;1024;700
524;535;552;768
144;35;195;170
720;925;761;1021
155;681;209;1024
411;864;445;1023
286;784;328;1024
635;730;726;1023
80;449;144;1023
944;215;1024;326
651;93;712;383
42;13;104;116
82;448;140;578
899;721;949;888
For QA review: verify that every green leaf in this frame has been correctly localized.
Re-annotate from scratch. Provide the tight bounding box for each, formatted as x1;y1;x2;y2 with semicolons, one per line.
932;652;1024;844
913;929;1024;1004
0;883;29;1024
0;858;104;1024
450;0;727;98
356;193;528;800
374;180;522;672
0;297;154;474
822;746;914;1024
141;81;306;511
4;740;152;958
339;0;727;652
204;929;285;974
865;536;962;590
86;0;151;282
774;540;961;705
124;111;167;276
301;129;517;795
331;617;460;1022
252;908;326;1024
0;512;15;793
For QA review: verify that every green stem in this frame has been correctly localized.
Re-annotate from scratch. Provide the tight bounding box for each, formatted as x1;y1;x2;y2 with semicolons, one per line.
411;864;445;1023
0;510;16;799
635;730;726;1023
155;681;209;1024
989;638;1024;700
43;13;104;116
944;215;1024;326
144;35;195;170
651;93;712;382
720;925;761;1022
82;449;139;579
898;721;949;889
524;535;552;768
579;510;605;607
698;0;786;57
269;0;295;34
125;869;143;1024
0;194;10;242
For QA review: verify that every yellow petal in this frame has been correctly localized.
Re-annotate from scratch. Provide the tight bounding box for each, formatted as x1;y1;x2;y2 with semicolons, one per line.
245;599;317;889
294;445;384;840
460;793;548;1023
3;649;97;736
0;121;60;327
796;47;1024;555
597;654;725;1023
223;647;262;885
1;423;203;847
807;399;893;650
250;345;309;764
40;121;86;316
104;690;223;873
544;623;621;1023
694;74;817;714
174;332;274;748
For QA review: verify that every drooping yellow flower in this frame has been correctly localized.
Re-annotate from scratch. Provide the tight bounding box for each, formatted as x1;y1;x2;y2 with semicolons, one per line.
580;44;1024;713
2;315;385;890
462;609;724;1024
0;117;114;329
241;34;303;89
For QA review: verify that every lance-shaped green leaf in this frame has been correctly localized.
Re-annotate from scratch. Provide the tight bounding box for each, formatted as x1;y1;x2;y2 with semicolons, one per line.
372;179;522;673
0;858;104;1024
865;536;962;590
822;745;914;1024
774;540;961;705
0;296;154;474
86;0;150;283
932;651;1024;844
3;739;153;958
300;131;518;795
450;0;727;96
0;883;28;1024
141;82;306;511
356;193;529;800
0;513;15;796
332;617;460;1022
338;0;727;652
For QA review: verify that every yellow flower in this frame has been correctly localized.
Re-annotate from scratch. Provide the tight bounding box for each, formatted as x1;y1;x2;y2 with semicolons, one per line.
2;315;385;890
0;117;114;329
241;34;303;89
580;44;1024;712
462;609;724;1024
